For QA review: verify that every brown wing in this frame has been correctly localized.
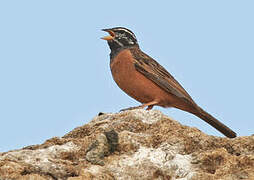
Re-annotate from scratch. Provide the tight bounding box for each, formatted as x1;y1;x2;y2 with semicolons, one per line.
130;48;195;104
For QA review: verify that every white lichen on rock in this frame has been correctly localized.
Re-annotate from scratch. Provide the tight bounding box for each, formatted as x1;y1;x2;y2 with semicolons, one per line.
84;144;195;180
0;141;78;177
126;109;164;124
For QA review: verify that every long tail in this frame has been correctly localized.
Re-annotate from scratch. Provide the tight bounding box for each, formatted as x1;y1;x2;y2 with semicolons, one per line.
193;106;236;138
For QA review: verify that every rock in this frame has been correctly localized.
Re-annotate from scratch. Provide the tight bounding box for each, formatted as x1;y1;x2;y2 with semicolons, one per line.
85;129;118;165
0;109;253;180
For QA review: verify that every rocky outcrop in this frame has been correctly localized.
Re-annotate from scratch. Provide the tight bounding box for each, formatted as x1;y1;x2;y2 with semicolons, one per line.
0;109;253;180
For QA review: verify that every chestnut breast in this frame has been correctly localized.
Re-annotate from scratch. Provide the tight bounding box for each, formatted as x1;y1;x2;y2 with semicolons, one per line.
110;49;177;106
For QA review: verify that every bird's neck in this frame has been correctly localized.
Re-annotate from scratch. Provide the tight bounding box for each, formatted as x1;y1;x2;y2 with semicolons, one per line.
109;44;139;62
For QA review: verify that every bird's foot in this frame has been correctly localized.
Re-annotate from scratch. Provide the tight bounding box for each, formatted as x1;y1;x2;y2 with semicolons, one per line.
120;102;156;112
120;105;143;112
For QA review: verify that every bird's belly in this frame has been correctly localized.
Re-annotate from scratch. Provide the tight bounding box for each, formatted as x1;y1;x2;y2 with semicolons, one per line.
110;49;175;106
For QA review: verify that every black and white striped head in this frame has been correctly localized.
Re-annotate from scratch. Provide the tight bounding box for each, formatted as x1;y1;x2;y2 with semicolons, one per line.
101;27;138;52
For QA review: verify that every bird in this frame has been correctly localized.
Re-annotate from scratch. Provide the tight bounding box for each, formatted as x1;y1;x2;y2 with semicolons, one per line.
101;27;236;138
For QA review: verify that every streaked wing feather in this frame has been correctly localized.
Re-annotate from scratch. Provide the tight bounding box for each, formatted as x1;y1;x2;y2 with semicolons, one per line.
131;48;194;102
134;63;185;98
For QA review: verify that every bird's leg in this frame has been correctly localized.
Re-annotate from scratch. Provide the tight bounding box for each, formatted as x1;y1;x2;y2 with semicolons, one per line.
120;100;158;111
140;100;158;110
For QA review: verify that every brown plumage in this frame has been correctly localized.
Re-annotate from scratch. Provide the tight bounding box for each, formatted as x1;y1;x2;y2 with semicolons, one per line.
102;27;236;138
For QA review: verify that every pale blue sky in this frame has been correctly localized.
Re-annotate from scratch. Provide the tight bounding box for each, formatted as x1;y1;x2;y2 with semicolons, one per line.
0;1;253;152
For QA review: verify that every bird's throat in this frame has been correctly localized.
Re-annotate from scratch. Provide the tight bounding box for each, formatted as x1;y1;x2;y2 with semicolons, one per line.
109;44;139;62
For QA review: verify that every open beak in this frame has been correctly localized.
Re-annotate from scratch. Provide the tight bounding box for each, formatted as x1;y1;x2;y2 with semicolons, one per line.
101;29;115;41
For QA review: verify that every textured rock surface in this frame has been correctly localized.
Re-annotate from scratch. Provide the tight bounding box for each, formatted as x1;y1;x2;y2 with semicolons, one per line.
0;109;253;180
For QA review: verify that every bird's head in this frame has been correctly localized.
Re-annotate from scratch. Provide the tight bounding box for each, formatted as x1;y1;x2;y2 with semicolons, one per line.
101;27;138;52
